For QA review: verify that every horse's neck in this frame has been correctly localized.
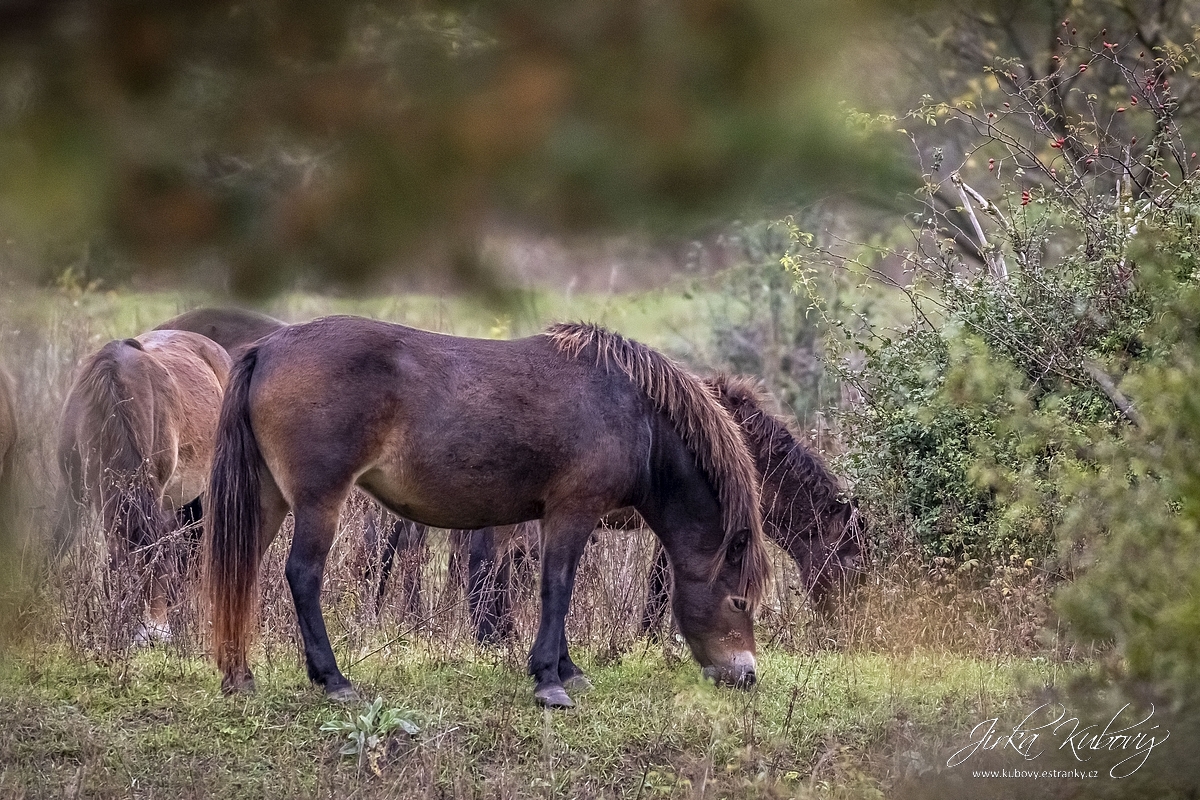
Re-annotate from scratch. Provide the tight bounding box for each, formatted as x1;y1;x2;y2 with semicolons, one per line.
743;419;837;542
636;417;723;554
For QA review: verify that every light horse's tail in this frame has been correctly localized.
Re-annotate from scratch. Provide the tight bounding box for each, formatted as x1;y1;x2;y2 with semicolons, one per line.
75;340;173;561
204;345;265;687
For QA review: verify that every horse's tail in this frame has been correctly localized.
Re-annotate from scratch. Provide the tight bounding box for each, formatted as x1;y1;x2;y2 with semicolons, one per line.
205;345;265;682
76;340;171;557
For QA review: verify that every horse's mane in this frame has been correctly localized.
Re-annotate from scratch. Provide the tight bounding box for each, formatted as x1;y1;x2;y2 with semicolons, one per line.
545;323;770;605
706;374;844;525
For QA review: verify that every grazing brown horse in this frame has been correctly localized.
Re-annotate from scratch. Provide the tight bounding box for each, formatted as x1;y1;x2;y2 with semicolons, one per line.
0;367;17;543
642;375;864;633
155;307;286;357
419;376;864;642
57;331;231;643
206;317;770;707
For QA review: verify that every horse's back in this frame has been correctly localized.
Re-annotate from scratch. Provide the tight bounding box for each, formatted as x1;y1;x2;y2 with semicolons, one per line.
62;331;230;508
245;316;652;529
137;329;232;389
155;307;286;355
134;330;231;504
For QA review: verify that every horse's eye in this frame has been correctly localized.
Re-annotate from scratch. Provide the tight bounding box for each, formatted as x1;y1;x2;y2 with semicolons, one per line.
726;529;749;564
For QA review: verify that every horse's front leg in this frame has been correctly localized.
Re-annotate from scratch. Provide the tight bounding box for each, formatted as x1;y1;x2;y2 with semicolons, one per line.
528;513;596;708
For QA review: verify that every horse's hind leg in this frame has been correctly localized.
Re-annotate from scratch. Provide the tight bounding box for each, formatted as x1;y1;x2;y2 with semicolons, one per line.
466;528;502;643
370;513;426;617
465;527;517;644
394;520;427;619
170;497;204;590
639;541;671;639
287;496;356;700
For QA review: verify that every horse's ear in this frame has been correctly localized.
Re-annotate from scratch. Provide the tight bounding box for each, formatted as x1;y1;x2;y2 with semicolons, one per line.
725;528;750;564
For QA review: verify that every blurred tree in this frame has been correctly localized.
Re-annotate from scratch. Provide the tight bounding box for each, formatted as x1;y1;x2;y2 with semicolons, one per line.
0;0;904;294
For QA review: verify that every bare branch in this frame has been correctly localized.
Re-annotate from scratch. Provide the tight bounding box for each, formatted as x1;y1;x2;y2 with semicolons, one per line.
951;172;1009;280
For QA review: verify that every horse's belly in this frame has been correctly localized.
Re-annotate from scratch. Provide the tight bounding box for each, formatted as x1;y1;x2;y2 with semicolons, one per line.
161;460;208;509
357;465;544;530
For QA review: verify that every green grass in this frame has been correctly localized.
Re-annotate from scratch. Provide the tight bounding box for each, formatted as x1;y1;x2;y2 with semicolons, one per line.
0;641;1053;799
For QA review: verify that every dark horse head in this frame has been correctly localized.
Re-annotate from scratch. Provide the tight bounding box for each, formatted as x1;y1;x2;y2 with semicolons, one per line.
707;375;866;612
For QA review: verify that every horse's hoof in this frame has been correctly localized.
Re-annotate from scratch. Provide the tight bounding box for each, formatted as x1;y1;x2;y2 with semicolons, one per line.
327;685;361;704
534;685;574;708
562;674;593;692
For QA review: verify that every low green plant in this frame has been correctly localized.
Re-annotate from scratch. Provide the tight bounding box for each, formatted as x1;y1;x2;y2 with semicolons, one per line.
320;696;420;772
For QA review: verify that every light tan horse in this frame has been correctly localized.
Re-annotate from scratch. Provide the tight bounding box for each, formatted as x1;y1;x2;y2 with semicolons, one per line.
57;330;230;644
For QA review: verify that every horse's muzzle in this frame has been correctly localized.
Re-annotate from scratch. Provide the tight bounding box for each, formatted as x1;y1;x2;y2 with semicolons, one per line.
702;651;757;689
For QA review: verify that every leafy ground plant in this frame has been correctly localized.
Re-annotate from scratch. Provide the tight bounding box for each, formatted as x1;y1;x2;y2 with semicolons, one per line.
321;696;420;774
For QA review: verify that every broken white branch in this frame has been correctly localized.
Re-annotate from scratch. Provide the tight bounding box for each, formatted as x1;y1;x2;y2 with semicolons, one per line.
951;173;1009;281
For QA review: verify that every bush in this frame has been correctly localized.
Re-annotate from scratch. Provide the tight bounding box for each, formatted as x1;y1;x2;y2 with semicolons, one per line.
785;36;1200;702
785;38;1198;564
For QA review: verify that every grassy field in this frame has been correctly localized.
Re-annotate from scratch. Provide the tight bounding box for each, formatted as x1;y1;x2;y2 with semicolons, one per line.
0;284;1070;798
0;642;1052;799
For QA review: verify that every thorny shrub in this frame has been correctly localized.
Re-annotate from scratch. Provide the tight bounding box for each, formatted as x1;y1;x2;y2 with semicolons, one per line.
786;33;1198;564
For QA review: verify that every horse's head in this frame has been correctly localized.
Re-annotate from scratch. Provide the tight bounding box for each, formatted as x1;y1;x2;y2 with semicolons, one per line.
669;527;760;688
801;498;866;612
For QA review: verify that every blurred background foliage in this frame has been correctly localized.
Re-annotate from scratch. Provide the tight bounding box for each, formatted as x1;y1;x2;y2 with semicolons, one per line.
0;0;909;295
